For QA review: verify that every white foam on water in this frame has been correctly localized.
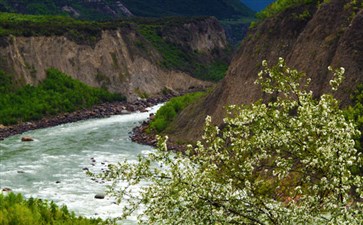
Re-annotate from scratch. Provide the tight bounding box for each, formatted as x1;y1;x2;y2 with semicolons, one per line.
0;103;164;223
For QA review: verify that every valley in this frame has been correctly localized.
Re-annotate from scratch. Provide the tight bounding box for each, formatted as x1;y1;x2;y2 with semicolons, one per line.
1;0;363;224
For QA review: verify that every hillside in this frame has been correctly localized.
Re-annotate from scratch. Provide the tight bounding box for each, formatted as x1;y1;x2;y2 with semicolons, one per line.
0;14;230;101
167;0;363;142
0;0;255;45
0;0;254;20
240;0;274;11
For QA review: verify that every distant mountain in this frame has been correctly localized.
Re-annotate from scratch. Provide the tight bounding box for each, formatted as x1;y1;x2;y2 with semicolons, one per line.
0;0;256;44
0;0;255;20
121;0;254;19
240;0;275;11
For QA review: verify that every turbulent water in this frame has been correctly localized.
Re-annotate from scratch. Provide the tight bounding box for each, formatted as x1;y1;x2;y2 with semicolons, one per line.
0;104;163;223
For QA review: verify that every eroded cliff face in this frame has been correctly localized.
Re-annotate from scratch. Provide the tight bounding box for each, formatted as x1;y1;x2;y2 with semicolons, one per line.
169;0;363;142
0;17;228;101
161;18;228;56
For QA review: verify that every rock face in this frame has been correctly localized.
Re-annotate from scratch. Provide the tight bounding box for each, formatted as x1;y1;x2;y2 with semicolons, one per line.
0;17;227;101
169;0;363;142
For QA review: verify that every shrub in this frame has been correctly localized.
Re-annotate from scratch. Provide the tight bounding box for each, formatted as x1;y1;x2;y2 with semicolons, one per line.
0;193;108;225
149;92;206;133
97;59;363;224
257;0;315;19
0;68;125;125
344;83;363;152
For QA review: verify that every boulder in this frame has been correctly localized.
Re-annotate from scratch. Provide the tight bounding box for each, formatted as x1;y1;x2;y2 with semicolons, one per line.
94;194;105;199
2;187;12;192
21;136;34;142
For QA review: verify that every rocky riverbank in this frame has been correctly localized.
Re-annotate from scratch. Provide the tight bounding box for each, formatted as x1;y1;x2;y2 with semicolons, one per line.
0;96;171;141
131;114;186;152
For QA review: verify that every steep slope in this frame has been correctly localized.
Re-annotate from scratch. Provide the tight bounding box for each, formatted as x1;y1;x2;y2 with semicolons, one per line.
0;0;133;20
0;15;229;101
241;0;274;11
0;0;254;20
168;0;363;142
0;0;255;45
121;0;254;19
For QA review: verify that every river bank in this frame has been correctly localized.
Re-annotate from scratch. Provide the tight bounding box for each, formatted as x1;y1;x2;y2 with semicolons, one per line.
0;96;171;141
131;119;185;152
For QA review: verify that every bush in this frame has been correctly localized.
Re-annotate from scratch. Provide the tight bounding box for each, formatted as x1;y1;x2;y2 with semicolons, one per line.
149;92;206;133
257;0;315;19
344;83;363;152
0;193;108;225
0;68;125;125
97;59;363;224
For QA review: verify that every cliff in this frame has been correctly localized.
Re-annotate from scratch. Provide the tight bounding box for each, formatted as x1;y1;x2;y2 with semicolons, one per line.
0;0;254;20
0;16;229;101
168;0;363;142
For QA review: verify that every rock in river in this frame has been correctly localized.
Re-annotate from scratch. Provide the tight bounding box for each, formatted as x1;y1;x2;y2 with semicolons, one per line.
94;194;105;199
21;136;34;142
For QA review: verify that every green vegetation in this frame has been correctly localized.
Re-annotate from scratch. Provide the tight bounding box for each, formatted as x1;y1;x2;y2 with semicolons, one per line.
0;12;110;45
257;0;316;19
345;83;363;151
137;22;229;81
149;92;206;133
96;59;363;224
0;0;255;45
0;13;229;81
121;0;254;19
0;0;254;20
0;69;124;125
0;193;108;225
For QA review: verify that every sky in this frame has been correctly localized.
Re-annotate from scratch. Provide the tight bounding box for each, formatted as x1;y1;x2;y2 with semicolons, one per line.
241;0;275;12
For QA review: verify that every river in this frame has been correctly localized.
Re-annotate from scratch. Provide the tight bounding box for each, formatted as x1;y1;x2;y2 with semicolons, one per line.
0;104;163;223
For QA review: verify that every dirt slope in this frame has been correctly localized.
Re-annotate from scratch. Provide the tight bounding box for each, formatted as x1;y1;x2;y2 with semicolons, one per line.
169;0;363;142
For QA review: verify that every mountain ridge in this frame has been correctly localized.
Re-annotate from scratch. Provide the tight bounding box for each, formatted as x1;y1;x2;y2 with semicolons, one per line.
0;15;229;101
166;0;363;143
0;0;254;20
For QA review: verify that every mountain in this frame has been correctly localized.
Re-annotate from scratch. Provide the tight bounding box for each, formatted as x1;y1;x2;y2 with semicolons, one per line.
0;0;255;45
0;14;230;101
166;0;363;142
121;0;254;19
0;0;254;20
240;0;275;11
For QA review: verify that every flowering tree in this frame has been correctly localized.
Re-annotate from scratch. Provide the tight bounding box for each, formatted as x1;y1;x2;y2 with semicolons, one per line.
97;58;363;224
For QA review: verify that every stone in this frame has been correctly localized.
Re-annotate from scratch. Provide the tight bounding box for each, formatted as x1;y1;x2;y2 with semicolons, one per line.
21;136;34;142
2;187;12;192
94;194;105;199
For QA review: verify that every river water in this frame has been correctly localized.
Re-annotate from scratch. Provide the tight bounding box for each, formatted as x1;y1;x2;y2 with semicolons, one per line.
0;104;163;223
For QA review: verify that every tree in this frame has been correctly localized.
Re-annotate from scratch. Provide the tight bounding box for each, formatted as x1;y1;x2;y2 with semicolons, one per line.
96;58;363;224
